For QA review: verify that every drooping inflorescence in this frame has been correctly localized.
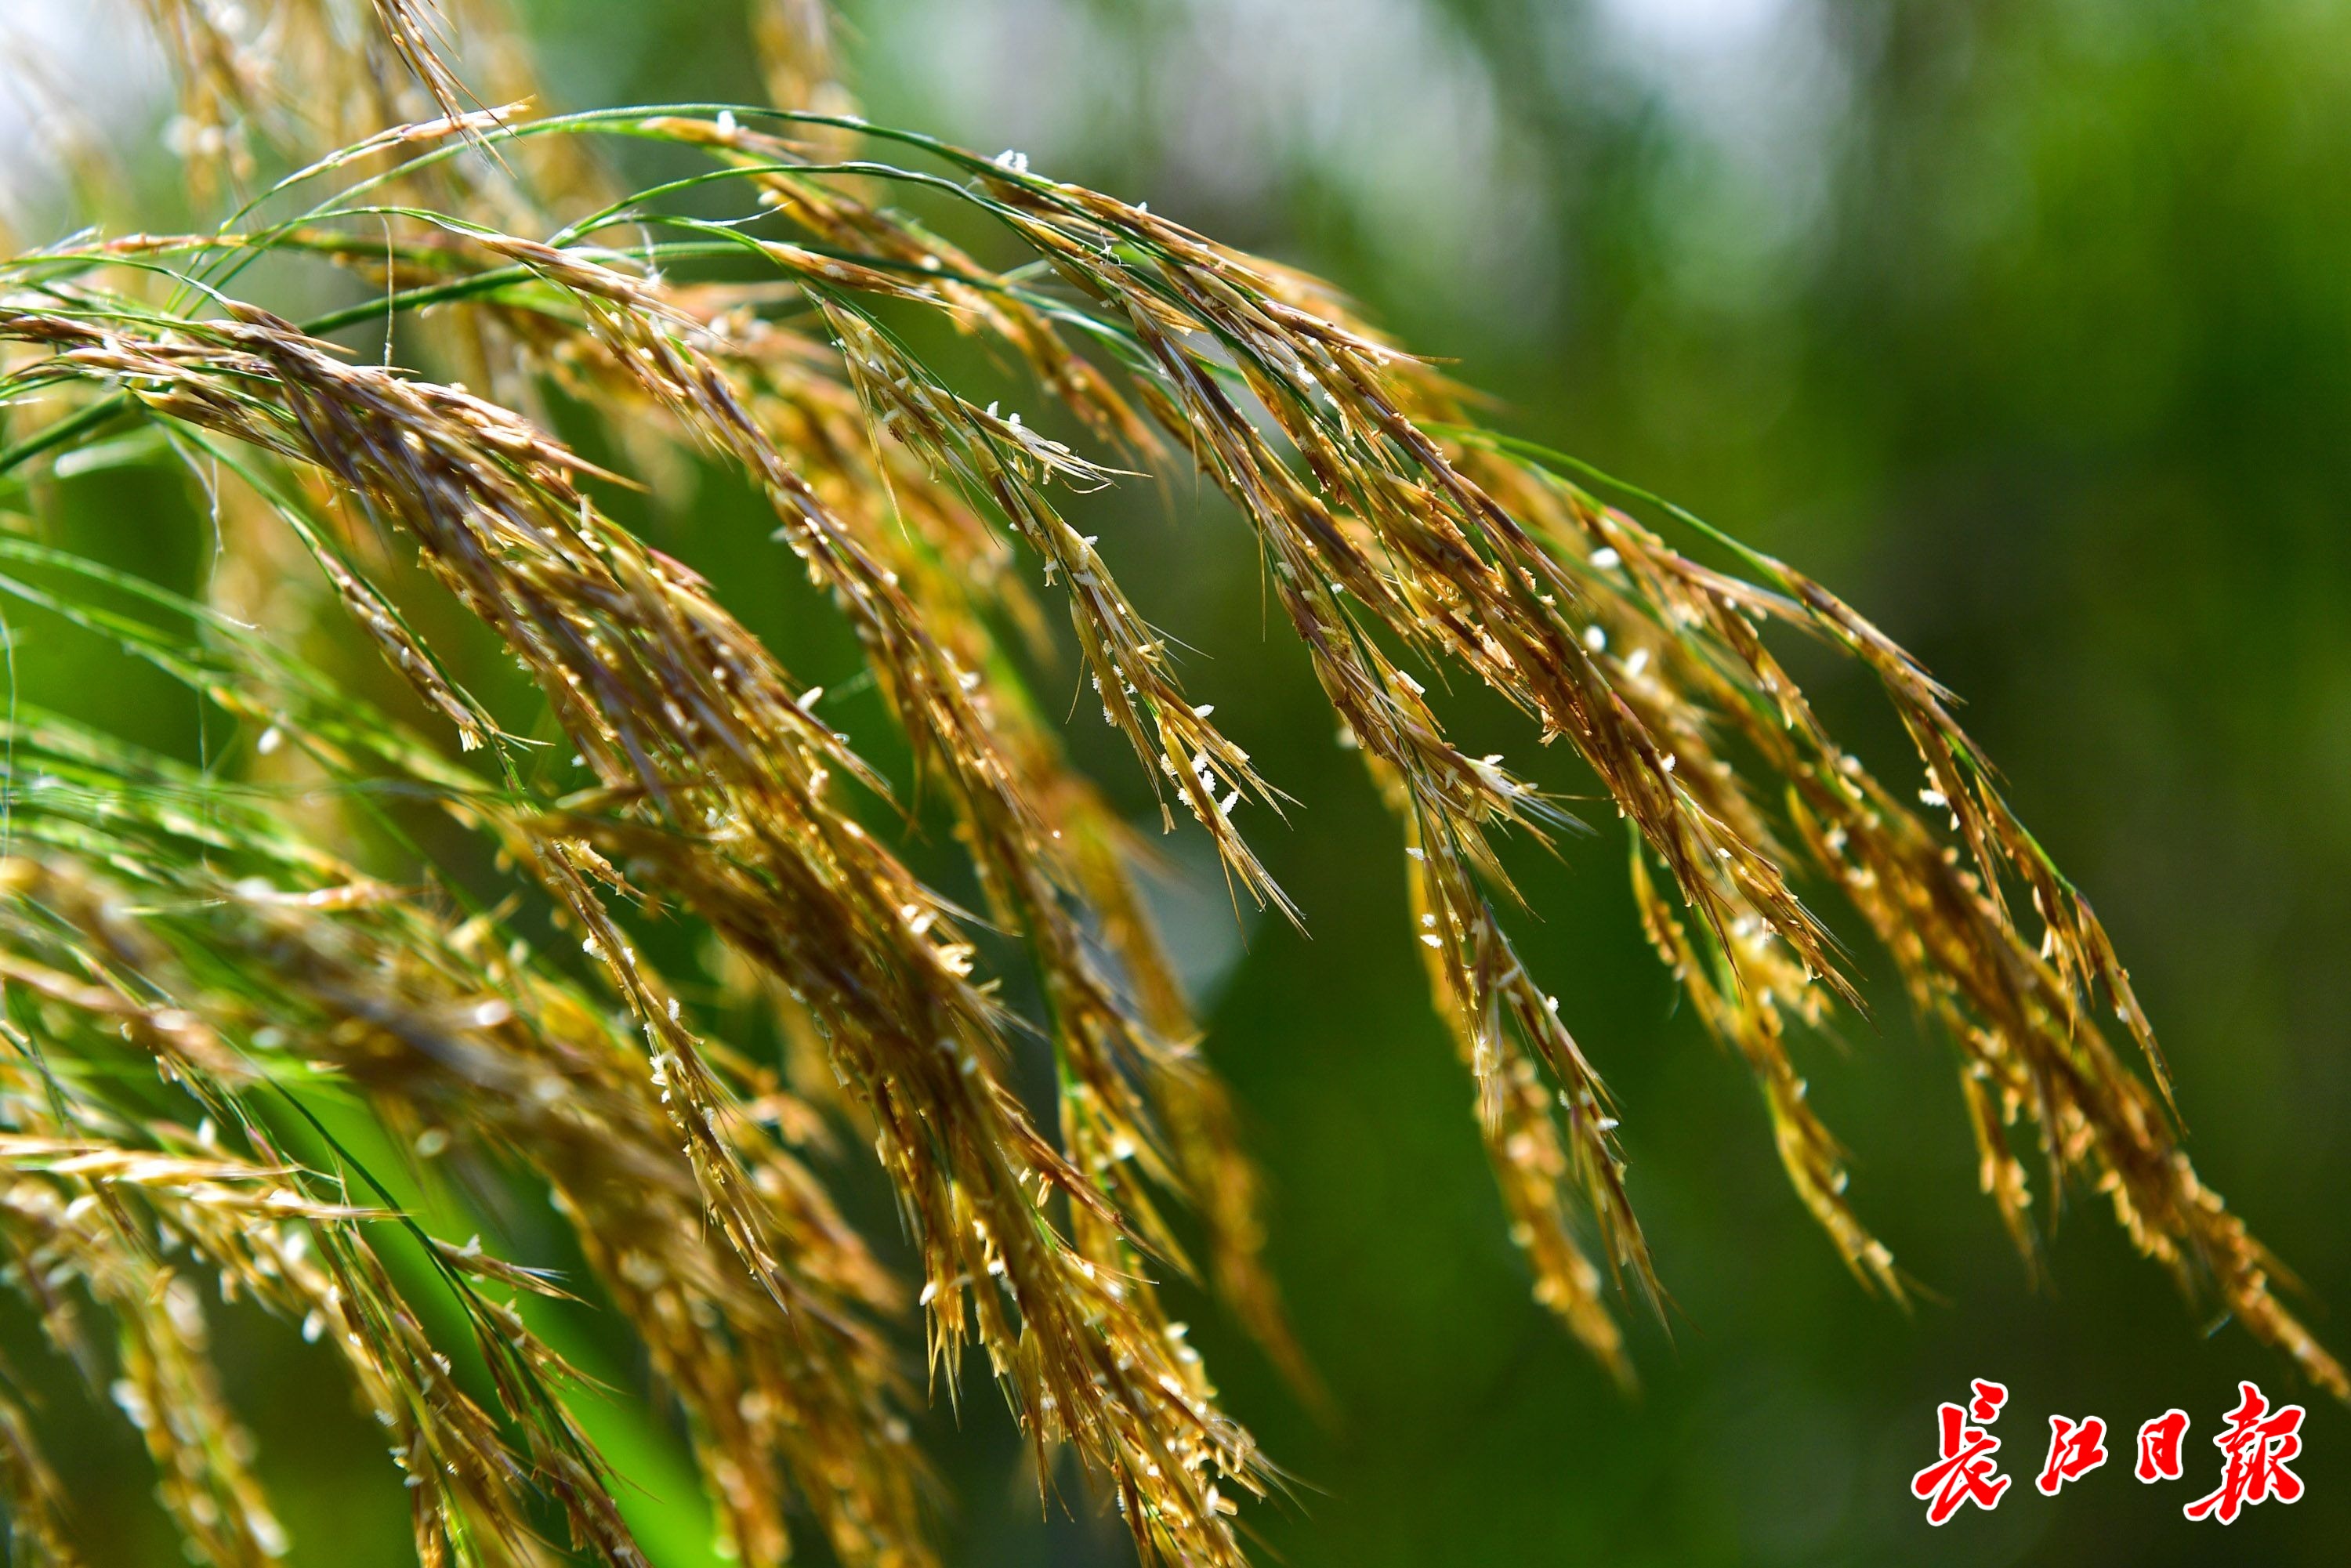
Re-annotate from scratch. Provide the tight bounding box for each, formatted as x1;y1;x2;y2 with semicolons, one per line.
0;5;2335;1566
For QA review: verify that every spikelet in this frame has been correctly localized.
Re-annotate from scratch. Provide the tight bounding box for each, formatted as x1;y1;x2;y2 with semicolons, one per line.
0;1379;81;1568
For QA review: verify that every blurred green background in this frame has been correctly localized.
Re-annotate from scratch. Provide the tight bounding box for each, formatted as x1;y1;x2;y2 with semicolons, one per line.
7;0;2351;1563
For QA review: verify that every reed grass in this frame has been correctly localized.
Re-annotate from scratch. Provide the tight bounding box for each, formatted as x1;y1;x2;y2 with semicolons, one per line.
0;4;2334;1564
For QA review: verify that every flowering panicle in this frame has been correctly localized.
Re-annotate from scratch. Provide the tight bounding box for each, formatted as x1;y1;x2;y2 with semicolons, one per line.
0;5;2335;1566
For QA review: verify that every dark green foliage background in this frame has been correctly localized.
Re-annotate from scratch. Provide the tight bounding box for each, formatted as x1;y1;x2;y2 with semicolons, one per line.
11;2;2350;1563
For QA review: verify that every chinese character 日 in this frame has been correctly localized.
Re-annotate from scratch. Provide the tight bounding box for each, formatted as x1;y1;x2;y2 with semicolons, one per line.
2037;1414;2109;1496
2184;1382;2305;1524
2135;1409;2190;1483
1912;1379;2012;1524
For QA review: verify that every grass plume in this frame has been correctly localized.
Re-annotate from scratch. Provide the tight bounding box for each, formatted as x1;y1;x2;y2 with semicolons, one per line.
0;3;2336;1564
